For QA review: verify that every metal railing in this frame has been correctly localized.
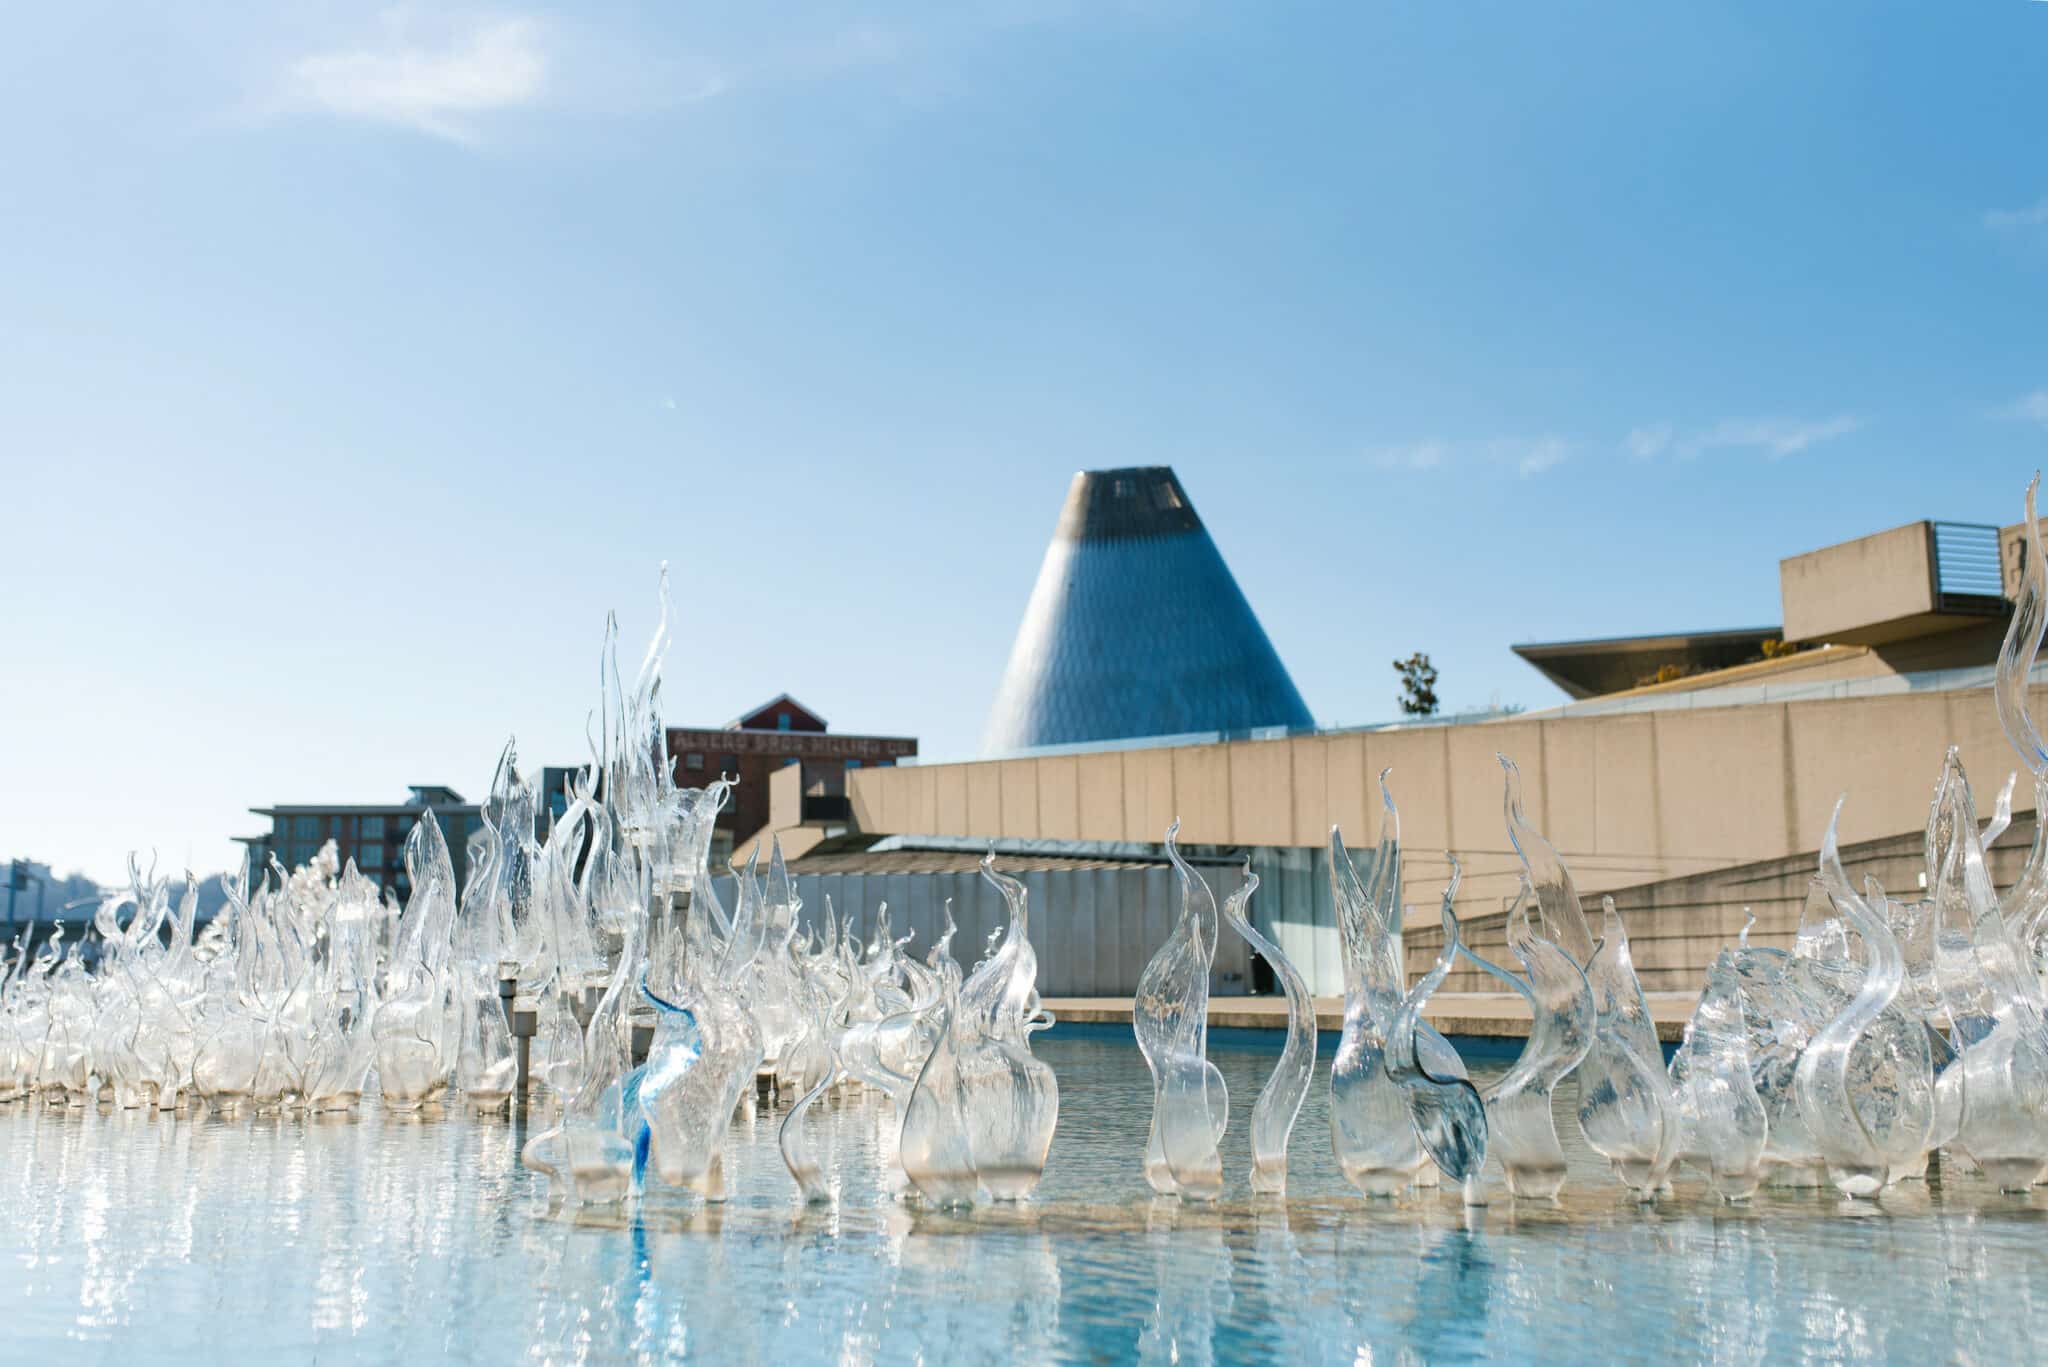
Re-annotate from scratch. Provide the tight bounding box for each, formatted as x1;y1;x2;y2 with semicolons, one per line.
1932;521;2005;608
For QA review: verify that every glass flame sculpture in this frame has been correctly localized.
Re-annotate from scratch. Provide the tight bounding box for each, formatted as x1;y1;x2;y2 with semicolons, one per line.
1578;894;1681;1199
1500;754;1677;1198
1681;949;1769;1200
1219;858;1316;1195
1386;857;1488;1205
1328;773;1438;1196
1736;965;1825;1183
635;783;765;1203
1925;750;2048;1190
371;811;459;1111
1132;823;1228;1201
1456;872;1592;1200
898;853;1058;1207
1792;797;1936;1197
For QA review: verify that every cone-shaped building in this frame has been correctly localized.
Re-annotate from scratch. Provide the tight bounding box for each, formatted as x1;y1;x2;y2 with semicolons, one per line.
983;467;1314;754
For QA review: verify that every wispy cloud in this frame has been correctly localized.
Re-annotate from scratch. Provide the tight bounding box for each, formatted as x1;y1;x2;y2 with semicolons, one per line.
1367;436;1569;479
1986;198;2048;231
1683;414;1863;459
1367;441;1447;473
279;14;548;143
1997;390;2048;426
1626;414;1864;462
1624;423;1673;461
1508;437;1568;478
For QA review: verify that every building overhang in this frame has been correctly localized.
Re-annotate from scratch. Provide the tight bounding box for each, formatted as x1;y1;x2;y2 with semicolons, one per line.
1512;626;1783;700
1780;520;2007;646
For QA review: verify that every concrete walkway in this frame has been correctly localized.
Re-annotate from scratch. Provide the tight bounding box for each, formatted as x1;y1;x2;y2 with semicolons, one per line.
1044;992;1697;1043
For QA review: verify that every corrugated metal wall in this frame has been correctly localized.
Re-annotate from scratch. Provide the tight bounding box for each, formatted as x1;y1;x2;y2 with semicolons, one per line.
1246;845;1401;998
712;862;1255;998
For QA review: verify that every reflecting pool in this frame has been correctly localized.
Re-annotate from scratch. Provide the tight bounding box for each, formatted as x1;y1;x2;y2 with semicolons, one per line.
5;1030;2046;1364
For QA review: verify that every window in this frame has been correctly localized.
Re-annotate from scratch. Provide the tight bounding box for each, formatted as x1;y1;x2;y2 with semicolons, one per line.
445;814;466;845
776;713;792;731
720;754;739;774
845;759;862;769
293;815;319;841
357;843;384;870
783;756;799;768
361;815;385;840
685;752;706;771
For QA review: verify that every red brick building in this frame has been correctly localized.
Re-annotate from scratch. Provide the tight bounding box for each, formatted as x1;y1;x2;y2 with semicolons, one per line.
666;695;917;854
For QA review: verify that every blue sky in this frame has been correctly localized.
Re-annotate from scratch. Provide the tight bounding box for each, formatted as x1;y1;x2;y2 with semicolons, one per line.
3;1;2046;883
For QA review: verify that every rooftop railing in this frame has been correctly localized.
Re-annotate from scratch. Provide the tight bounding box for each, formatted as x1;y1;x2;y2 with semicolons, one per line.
1932;521;2006;610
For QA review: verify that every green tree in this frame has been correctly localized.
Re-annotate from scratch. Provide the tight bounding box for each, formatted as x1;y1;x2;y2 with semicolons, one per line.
1393;651;1439;716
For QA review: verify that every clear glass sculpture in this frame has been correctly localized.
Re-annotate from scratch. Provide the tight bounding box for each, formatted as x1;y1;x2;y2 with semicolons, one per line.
1386;858;1487;1205
445;817;514;1113
521;883;645;1204
1219;858;1316;1195
1500;752;1674;1198
1994;476;2048;989
778;1036;839;1204
1576;894;1681;1199
899;853;1058;1207
1718;913;1827;1185
1457;873;1592;1199
303;907;380;1110
372;811;458;1110
897;973;980;1206
1996;473;2048;782
1682;949;1769;1199
1925;751;2048;1190
635;785;765;1202
1328;773;1435;1196
958;856;1060;1198
2005;780;2048;983
1133;823;1228;1201
191;869;264;1111
1793;797;1937;1197
1500;755;1594;965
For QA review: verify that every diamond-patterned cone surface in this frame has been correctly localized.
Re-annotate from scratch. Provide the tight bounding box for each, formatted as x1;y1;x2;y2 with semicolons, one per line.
983;467;1313;753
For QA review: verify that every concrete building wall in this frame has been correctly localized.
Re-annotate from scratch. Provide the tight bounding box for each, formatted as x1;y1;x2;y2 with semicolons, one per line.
847;681;2048;915
1781;521;1939;645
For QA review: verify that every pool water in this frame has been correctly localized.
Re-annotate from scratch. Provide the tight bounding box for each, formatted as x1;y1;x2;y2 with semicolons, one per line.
4;1030;2046;1364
